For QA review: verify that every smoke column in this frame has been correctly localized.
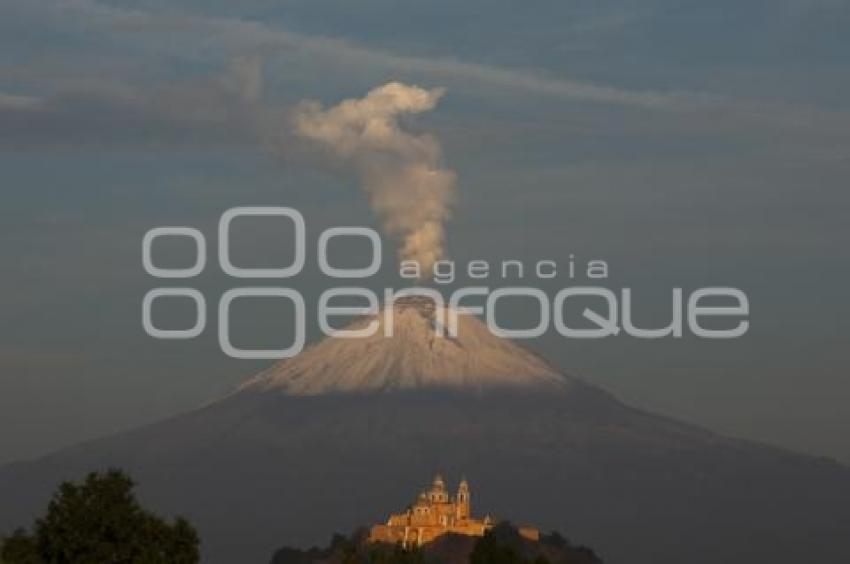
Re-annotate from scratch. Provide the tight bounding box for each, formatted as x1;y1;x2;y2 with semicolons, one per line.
292;82;456;276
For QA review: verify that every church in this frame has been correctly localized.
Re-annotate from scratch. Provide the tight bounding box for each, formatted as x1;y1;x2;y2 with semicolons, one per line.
369;474;505;548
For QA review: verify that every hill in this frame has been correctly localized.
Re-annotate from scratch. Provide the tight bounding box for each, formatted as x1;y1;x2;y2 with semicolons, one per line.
269;523;602;564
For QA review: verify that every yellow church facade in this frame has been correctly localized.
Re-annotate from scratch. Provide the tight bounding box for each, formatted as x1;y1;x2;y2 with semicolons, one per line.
369;475;497;547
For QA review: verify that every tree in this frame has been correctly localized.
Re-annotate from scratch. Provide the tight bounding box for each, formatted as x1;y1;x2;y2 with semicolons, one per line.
366;543;424;564
0;530;39;564
0;469;199;564
470;531;525;564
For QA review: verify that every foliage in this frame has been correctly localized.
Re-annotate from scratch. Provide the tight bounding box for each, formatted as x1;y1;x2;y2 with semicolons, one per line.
271;533;424;564
270;522;602;564
366;543;424;564
469;526;531;564
470;523;601;564
0;530;39;564
0;469;199;564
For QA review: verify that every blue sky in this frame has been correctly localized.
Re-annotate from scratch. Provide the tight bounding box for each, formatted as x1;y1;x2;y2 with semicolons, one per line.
1;0;849;465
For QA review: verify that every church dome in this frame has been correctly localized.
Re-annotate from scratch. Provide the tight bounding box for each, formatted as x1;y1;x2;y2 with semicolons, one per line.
432;474;446;490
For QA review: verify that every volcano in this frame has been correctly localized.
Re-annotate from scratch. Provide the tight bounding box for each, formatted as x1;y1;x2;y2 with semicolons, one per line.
239;296;570;395
1;300;849;564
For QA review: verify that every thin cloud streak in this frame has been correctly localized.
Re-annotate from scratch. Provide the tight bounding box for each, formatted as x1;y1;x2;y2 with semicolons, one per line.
0;92;45;111
35;0;712;111
2;0;848;154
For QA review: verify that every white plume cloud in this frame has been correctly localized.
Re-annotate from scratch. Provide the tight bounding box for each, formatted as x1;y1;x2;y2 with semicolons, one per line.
293;82;456;276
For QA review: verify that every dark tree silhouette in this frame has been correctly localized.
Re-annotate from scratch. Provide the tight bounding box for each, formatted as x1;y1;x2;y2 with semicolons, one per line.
469;531;526;564
268;523;601;564
0;529;39;564
0;469;199;564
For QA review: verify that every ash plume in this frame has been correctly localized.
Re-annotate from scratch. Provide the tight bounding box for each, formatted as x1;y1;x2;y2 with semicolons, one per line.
292;82;456;276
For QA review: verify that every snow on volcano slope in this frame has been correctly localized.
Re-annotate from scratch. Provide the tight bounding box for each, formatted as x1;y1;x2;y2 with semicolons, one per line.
239;298;571;395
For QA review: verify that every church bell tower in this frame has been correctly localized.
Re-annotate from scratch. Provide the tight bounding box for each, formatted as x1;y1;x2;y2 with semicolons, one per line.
456;478;470;520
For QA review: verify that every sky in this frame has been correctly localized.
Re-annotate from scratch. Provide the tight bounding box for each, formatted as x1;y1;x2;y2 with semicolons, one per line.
1;0;849;466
